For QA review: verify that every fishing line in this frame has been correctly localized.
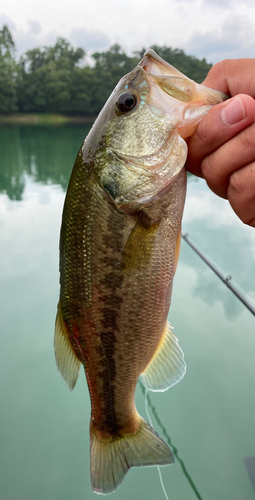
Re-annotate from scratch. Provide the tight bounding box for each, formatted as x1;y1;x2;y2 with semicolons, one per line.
182;233;255;316
139;381;204;500
144;388;170;500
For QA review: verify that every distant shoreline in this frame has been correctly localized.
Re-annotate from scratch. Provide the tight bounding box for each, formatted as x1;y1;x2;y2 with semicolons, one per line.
0;113;97;125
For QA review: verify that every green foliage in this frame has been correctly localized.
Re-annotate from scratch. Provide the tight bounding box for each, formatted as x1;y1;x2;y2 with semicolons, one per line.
0;124;91;200
17;38;86;113
0;24;213;116
90;44;139;112
0;24;18;113
0;24;15;56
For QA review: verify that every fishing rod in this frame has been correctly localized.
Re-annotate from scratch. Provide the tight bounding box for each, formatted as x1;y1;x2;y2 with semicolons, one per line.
182;233;255;317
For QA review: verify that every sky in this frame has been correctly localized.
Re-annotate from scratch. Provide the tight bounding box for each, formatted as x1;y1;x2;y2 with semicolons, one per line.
1;0;255;64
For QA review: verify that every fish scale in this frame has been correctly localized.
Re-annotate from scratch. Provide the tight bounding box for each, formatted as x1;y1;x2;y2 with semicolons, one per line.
54;49;228;495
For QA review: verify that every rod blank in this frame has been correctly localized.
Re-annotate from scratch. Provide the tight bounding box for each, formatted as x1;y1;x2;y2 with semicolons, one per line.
182;233;255;317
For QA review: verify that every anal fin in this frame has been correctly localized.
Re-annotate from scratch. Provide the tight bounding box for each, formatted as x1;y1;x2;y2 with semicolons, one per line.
54;302;81;390
141;322;186;392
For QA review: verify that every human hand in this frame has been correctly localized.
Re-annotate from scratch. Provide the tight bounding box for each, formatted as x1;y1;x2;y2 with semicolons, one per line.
186;59;255;227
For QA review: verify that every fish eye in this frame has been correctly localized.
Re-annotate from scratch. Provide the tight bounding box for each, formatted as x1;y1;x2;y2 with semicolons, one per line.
116;92;137;113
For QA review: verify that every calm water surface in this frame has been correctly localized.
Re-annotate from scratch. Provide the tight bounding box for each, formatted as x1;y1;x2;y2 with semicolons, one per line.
0;124;255;500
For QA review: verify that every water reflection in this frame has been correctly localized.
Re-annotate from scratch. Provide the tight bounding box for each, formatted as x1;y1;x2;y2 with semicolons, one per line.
1;124;255;500
244;458;255;494
140;381;204;500
182;177;255;319
184;254;244;320
0;124;92;200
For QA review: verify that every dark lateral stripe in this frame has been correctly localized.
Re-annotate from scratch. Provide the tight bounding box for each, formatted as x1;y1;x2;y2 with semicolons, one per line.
95;210;126;433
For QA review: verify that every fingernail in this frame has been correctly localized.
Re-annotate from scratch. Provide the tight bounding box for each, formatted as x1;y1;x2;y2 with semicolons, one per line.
221;97;246;125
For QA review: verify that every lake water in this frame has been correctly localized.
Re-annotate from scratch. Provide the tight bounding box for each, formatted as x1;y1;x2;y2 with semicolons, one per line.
0;124;255;500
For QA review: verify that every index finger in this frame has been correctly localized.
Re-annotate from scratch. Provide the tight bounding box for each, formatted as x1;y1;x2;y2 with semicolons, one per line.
202;59;255;98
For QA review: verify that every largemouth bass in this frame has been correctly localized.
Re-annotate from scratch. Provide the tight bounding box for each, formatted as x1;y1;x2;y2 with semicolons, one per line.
54;49;227;495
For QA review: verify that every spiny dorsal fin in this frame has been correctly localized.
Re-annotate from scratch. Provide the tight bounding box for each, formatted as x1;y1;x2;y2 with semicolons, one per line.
54;302;81;390
141;321;186;392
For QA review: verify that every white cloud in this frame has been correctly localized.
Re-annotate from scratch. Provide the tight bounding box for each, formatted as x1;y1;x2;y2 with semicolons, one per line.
184;13;255;62
0;177;63;279
183;177;237;226
0;12;16;30
70;27;110;52
0;17;58;56
27;19;41;35
14;30;58;56
202;0;255;7
1;0;255;63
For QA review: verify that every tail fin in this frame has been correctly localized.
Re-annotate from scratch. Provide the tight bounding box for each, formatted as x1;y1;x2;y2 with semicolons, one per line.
90;417;174;495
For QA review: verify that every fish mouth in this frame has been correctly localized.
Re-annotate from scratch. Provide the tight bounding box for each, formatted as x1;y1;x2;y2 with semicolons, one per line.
138;49;228;139
139;49;195;103
138;49;228;125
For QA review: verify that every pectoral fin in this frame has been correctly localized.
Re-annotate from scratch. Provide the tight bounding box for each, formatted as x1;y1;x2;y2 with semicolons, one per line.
141;322;186;392
174;226;182;275
122;215;159;274
54;302;81;390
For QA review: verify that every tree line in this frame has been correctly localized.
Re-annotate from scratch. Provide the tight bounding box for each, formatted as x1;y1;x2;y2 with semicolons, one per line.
0;24;212;115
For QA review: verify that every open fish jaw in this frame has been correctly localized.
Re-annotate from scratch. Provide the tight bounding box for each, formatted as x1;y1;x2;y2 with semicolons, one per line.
139;49;228;138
